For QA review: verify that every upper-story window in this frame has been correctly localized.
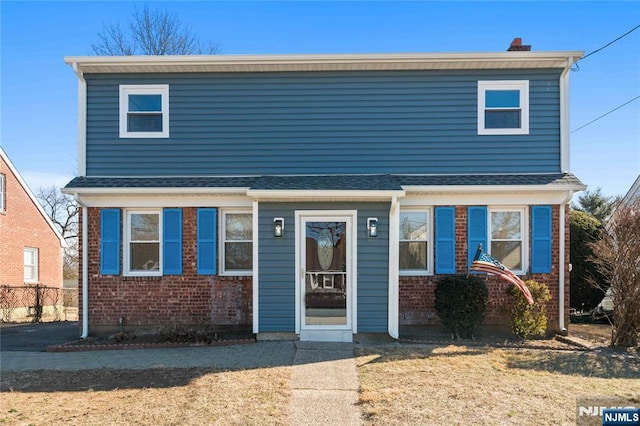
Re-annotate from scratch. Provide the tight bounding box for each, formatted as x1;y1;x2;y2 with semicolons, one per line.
119;85;169;138
478;81;529;135
0;173;5;212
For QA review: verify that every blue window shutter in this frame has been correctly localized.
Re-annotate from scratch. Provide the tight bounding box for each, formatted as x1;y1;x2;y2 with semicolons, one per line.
100;209;120;275
197;208;217;275
467;206;487;268
435;207;456;274
531;206;552;273
163;208;182;275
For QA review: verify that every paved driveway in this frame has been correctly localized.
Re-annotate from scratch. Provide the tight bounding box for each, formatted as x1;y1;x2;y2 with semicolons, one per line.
0;322;79;352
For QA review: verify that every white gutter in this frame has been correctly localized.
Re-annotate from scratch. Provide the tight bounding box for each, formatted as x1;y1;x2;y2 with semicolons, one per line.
558;190;574;333
79;202;89;339
61;186;251;196
388;196;400;339
246;189;405;200
252;200;259;334
559;57;575;173
71;63;87;177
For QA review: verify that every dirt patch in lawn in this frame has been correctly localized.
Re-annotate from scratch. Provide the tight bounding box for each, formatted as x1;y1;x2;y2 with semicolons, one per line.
1;367;290;425
569;323;614;346
356;345;640;425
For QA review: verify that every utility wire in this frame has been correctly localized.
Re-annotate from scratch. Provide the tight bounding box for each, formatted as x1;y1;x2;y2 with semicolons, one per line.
581;24;640;61
571;95;640;134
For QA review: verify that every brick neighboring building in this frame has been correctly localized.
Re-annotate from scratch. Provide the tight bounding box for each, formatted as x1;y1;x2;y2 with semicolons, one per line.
0;147;66;289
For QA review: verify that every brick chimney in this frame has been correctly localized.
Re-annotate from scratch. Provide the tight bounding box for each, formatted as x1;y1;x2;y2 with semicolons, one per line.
507;38;531;52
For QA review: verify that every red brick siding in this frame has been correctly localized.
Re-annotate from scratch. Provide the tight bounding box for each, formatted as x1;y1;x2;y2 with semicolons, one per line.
0;157;63;288
79;207;252;330
400;205;568;331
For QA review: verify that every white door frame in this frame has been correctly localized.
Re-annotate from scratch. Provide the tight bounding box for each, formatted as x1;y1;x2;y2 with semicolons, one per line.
295;210;358;342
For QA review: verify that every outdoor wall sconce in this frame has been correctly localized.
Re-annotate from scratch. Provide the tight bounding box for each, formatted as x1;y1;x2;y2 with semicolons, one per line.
274;217;284;237
367;218;378;238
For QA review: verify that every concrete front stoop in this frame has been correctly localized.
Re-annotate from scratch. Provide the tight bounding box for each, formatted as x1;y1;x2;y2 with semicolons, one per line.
289;341;362;425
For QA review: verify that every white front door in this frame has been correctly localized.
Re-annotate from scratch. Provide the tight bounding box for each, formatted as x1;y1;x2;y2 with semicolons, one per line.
296;211;357;342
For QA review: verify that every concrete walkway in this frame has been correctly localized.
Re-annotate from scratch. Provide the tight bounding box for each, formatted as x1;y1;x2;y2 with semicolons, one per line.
290;342;362;425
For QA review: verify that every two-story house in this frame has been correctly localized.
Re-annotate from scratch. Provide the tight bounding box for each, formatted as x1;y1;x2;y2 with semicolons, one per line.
63;43;585;341
1;147;66;320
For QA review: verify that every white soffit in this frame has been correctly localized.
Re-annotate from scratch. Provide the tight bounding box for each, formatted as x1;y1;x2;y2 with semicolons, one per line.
65;51;584;74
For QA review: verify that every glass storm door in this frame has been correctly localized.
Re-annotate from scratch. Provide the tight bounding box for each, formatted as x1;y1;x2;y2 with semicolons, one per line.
298;213;355;342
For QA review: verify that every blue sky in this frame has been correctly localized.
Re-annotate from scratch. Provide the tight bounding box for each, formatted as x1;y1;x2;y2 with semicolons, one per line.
1;1;639;198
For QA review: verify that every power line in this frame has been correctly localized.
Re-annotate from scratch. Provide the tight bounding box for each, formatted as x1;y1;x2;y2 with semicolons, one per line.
571;95;640;134
581;24;640;61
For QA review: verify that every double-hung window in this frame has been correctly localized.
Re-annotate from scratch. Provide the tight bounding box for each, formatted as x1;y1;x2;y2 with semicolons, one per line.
489;207;528;274
221;210;253;275
399;209;433;275
124;210;162;276
478;80;529;135
24;247;38;283
119;85;169;138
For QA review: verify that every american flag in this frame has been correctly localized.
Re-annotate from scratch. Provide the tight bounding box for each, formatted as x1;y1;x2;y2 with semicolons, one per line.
471;244;534;305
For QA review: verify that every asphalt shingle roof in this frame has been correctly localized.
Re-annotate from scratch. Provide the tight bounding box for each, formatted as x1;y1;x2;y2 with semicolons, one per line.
249;175;403;191
64;176;259;189
64;173;584;191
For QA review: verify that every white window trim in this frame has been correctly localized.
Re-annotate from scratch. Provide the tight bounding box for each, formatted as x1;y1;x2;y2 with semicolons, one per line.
24;247;39;283
399;207;434;276
220;209;253;276
123;209;163;277
119;84;169;138
488;206;529;275
478;80;529;135
0;173;5;212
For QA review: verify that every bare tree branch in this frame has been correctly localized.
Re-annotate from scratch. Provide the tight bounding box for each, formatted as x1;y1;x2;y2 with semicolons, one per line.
588;199;640;347
36;186;79;280
91;5;219;56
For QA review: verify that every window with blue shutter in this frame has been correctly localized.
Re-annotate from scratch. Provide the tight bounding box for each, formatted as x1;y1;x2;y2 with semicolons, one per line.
467;206;487;268
197;208;217;275
100;209;120;275
531;206;552;273
435;207;456;274
163;208;182;275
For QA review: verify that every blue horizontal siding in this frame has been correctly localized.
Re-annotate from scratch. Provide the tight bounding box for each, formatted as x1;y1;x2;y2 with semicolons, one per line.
85;69;562;176
258;202;389;333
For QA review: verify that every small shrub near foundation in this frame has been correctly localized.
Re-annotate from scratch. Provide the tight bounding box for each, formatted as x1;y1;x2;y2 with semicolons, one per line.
434;275;488;339
505;280;551;339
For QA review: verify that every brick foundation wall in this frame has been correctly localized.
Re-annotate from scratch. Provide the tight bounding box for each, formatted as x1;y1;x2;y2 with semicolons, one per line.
399;205;568;332
79;207;252;332
0;157;63;288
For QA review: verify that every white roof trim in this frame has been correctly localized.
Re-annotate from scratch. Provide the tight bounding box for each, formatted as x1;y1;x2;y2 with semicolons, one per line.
402;183;587;193
62;187;250;196
65;51;584;74
246;189;405;201
0;147;68;248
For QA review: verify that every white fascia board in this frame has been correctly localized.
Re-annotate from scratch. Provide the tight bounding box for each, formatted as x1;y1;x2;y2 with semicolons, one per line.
402;183;586;193
559;57;575;173
246;189;405;201
64;51;584;74
73;194;252;208
0;147;68;248
62;186;250;196
401;190;576;206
